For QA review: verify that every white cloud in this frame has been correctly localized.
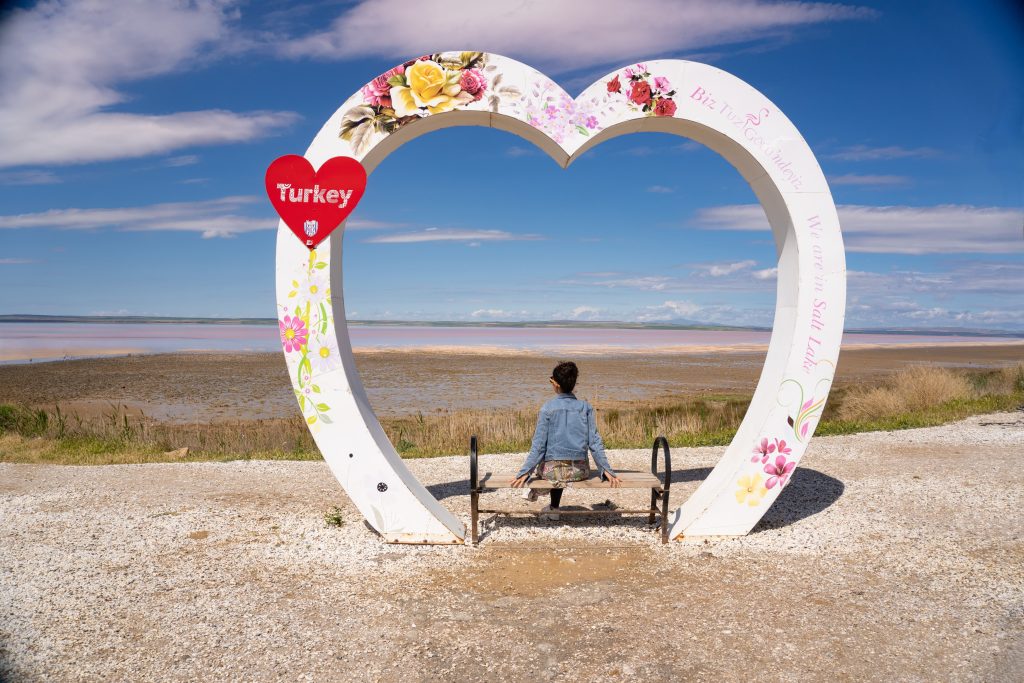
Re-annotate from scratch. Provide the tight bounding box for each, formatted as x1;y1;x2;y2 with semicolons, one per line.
826;145;942;161
847;262;1024;297
841;261;1024;330
622;142;704;157
567;305;602;320
470;308;531;319
0;195;397;238
0;258;38;265
280;0;873;71
364;228;544;244
162;155;200;167
564;265;781;293
0;196;274;238
0;1;297;167
694;204;1024;254
0;170;61;185
633;300;703;322
647;185;675;194
506;146;538;157
706;259;756;276
471;309;509;318
585;275;676;291
827;174;910;186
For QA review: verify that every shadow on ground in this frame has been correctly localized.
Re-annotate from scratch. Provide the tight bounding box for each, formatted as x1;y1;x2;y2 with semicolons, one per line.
426;466;844;539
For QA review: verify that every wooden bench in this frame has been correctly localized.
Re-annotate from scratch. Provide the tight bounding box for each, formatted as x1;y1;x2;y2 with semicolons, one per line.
469;435;672;544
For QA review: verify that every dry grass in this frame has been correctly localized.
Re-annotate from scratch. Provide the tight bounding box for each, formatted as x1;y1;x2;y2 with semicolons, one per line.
1;364;1021;465
382;397;748;458
834;364;1024;422
836;365;974;422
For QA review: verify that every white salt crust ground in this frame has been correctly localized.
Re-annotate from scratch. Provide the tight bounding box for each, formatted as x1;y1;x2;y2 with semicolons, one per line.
1;411;1022;682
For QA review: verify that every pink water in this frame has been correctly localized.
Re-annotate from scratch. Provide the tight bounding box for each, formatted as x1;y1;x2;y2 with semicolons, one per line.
0;322;1019;363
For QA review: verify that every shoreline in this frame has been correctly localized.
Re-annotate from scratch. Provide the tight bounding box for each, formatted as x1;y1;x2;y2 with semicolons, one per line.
0;344;1021;424
3;338;1023;365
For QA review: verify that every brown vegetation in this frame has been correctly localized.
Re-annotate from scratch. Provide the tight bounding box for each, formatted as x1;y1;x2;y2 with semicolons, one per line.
833;364;1023;422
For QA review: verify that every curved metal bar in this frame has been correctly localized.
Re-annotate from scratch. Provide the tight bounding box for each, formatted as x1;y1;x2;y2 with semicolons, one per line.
651;435;671;490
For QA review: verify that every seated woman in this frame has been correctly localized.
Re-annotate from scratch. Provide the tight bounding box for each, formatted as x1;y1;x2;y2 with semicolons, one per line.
511;361;620;519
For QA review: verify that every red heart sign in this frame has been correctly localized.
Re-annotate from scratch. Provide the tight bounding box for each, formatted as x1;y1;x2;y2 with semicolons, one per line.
265;155;367;249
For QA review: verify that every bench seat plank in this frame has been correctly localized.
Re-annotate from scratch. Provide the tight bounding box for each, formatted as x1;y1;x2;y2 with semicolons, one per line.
478;470;662;490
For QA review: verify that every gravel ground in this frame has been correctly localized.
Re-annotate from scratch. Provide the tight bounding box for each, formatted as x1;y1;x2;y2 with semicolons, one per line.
1;411;1022;682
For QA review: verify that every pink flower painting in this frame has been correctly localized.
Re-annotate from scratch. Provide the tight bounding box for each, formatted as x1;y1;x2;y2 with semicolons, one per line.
279;315;308;353
607;64;679;118
764;455;796;489
751;437;777;463
774;438;793;456
361;65;404;108
459;68;487;100
781;376;830;443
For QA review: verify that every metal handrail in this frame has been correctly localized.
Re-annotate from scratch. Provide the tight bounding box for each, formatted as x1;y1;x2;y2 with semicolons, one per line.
651;435;671;491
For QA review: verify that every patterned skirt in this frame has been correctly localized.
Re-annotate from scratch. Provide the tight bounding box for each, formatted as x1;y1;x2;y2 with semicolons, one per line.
536;459;590;487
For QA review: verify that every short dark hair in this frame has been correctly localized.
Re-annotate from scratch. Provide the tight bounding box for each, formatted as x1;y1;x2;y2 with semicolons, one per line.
551;361;578;393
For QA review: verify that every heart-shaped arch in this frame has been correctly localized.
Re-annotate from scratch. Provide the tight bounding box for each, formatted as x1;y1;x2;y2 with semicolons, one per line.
275;53;846;543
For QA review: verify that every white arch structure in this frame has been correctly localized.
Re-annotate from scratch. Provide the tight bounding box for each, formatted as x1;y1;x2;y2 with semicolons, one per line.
275;53;846;543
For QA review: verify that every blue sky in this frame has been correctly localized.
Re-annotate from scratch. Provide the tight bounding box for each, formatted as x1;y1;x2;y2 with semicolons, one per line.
0;0;1022;330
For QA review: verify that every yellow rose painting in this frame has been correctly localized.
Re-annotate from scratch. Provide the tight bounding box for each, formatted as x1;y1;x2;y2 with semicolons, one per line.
391;60;464;116
340;52;493;155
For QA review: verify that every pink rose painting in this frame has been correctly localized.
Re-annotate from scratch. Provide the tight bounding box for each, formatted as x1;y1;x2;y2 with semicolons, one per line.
654;98;677;117
629;80;652;105
361;65;404;109
459;68;487;101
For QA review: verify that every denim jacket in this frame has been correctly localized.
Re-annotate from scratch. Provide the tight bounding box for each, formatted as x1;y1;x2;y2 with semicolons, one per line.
516;393;615;478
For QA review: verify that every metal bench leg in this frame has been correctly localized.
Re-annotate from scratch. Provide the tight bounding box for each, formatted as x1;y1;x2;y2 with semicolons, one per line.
661;489;670;544
649;489;657;526
471;490;479;545
469;435;479;545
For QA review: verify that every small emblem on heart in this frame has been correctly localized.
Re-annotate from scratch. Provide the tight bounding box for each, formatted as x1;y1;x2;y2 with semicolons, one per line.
265;155;367;249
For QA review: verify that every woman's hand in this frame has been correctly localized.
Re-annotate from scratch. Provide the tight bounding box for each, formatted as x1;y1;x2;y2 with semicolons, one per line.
605;472;622;488
511;474;530;488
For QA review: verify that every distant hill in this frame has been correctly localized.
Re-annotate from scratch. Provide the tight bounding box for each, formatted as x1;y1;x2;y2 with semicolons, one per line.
0;314;277;325
0;314;1021;337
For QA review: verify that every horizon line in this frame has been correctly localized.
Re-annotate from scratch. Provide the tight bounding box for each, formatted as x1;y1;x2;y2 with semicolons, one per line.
0;314;1021;337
